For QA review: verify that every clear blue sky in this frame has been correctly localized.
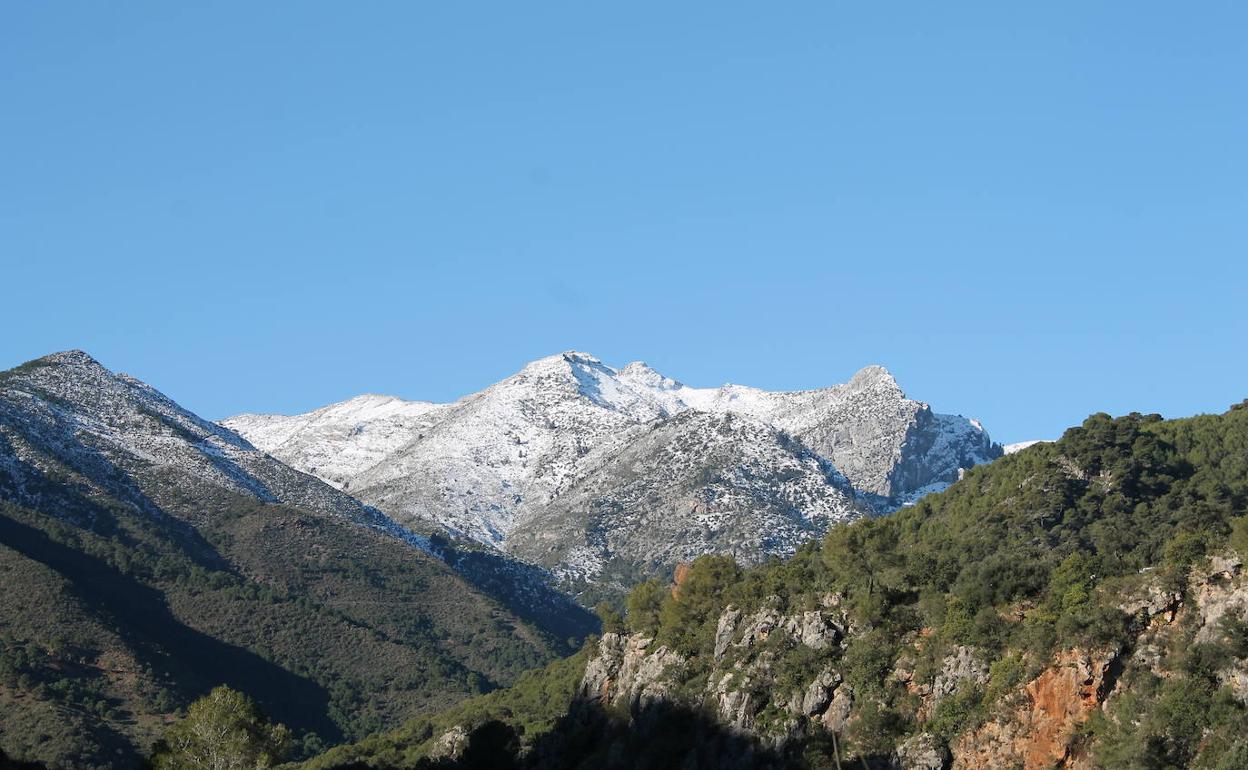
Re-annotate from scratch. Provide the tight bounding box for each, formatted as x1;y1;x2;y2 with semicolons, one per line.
3;3;1245;443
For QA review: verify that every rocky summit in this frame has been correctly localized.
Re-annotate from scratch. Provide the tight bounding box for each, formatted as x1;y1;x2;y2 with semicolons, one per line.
226;352;1000;595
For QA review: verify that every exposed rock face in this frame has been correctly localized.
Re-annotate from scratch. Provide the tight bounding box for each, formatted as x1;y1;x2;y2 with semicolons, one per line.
715;605;744;660
226;352;1000;592
896;732;951;770
568;557;1248;770
951;648;1113;770
783;610;844;651
820;687;854;733
427;725;470;761
506;410;867;588
1193;554;1246;644
1190;554;1248;701
952;558;1248;769
578;633;686;711
578;601;852;745
933;646;989;702
788;670;841;717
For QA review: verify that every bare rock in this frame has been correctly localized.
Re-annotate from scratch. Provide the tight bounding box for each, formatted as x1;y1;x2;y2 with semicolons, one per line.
933;646;988;702
819;686;854;733
895;732;950;770
578;632;685;710
736;600;784;649
715;605;743;660
951;648;1115;770
782;610;843;650
427;725;470;761
579;632;626;702
707;671;762;731
788;669;842;716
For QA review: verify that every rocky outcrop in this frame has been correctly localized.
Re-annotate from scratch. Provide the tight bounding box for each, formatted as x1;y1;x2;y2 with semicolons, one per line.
933;646;989;702
578;599;850;741
783;610;844;651
715;605;744;660
786;670;842;717
951;556;1248;769
578;633;686;711
427;725;470;761
573;544;1247;770
896;732;950;770
952;648;1115;770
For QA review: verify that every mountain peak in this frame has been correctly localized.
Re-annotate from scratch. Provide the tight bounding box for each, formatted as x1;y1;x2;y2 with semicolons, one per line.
33;349;102;368
516;351;601;377
619;361;684;390
560;350;602;366
847;364;901;393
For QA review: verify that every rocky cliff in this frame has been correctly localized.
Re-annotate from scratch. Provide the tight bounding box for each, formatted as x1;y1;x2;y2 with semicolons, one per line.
572;556;1247;770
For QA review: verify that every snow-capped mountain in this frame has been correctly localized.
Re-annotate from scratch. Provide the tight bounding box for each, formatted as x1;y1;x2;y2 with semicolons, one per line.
0;350;597;762
505;409;868;596
223;393;450;490
0;350;392;531
225;352;1001;592
0;350;592;636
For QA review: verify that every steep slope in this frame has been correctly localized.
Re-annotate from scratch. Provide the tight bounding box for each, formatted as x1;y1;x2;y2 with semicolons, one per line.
225;353;999;588
673;364;999;502
301;404;1248;770
222;394;450;491
507;410;869;600
0;352;592;769
339;353;656;545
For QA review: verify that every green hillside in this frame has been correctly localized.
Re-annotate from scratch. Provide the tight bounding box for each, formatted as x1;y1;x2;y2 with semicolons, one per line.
0;353;594;769
301;404;1248;769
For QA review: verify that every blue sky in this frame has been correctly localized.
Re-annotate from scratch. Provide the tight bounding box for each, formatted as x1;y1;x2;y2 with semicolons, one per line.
2;2;1245;443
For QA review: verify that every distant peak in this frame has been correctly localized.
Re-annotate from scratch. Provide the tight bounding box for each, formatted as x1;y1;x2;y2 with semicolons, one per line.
848;365;903;394
35;349;103;368
520;351;600;371
560;350;601;365
620;361;684;389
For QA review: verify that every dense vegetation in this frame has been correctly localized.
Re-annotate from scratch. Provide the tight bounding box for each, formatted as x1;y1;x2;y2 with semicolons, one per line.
0;455;590;767
150;686;292;770
301;406;1248;768
0;352;602;769
0;485;585;767
302;649;591;769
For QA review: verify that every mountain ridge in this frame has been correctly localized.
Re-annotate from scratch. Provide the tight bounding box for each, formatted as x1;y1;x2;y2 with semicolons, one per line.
225;352;1001;597
0;349;594;768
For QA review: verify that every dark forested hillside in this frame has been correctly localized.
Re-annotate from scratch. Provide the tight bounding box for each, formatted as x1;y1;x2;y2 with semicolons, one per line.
305;405;1248;769
0;352;594;769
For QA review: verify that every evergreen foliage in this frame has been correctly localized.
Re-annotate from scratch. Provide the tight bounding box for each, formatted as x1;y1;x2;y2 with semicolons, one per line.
303;403;1248;768
151;686;291;770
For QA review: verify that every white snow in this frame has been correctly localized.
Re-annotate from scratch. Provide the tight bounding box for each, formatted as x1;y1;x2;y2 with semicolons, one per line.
224;351;1002;564
1004;440;1048;455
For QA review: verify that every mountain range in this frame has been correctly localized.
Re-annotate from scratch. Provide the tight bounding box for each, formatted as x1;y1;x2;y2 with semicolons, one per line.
303;403;1248;770
0;348;1000;766
0;351;592;768
225;352;1001;598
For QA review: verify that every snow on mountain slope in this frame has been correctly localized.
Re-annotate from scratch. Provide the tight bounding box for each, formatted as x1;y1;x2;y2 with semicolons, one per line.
223;394;449;489
1004;439;1049;454
506;410;870;597
226;352;1002;579
0;350;593;634
0;351;408;538
342;353;652;544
